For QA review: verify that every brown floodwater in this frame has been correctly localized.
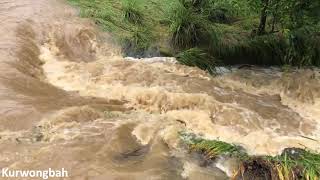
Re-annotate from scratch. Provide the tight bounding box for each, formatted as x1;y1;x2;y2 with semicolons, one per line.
0;0;320;179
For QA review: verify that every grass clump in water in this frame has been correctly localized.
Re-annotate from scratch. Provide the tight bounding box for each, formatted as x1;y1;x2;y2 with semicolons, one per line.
176;48;218;74
179;132;247;159
180;132;320;180
268;148;320;180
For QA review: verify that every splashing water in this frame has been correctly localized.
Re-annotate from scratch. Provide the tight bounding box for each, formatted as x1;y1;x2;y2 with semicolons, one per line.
0;0;320;179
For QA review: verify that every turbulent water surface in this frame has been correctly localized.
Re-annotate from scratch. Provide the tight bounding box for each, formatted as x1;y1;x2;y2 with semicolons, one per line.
1;0;320;179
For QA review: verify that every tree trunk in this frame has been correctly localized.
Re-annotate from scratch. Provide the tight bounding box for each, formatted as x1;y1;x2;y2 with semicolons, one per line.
257;0;269;35
271;2;279;33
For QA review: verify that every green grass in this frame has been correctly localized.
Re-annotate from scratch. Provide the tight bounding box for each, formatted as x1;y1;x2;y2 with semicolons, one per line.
180;132;320;179
180;132;248;159
176;48;218;74
267;148;320;180
167;0;222;51
67;0;172;56
169;3;206;49
68;0;320;69
122;0;144;25
121;27;154;56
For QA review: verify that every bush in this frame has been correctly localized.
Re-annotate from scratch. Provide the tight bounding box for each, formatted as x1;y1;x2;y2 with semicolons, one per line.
283;26;320;67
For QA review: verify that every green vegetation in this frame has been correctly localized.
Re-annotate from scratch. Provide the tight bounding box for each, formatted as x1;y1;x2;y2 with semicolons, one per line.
122;0;143;25
180;132;320;180
67;0;172;57
68;0;320;70
180;132;246;159
167;1;220;50
169;3;205;49
176;48;218;74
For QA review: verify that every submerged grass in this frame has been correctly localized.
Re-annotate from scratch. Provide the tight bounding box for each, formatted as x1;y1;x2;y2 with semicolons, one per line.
180;132;248;159
180;132;320;179
176;48;218;74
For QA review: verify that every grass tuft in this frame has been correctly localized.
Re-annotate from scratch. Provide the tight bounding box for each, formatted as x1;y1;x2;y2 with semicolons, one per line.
268;148;320;180
180;132;320;179
179;132;247;159
176;48;218;74
122;0;144;25
168;2;211;49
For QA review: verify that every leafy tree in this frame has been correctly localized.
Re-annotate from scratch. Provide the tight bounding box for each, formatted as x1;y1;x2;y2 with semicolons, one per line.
256;0;320;34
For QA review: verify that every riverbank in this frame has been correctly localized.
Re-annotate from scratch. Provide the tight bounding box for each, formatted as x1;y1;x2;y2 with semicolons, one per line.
68;0;320;72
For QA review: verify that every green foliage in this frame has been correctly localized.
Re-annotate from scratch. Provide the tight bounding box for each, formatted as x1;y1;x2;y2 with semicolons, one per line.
253;0;320;35
271;0;320;29
176;48;218;74
178;0;206;8
267;148;320;180
168;2;210;49
122;0;143;25
69;0;320;67
179;132;247;159
209;0;257;17
283;26;320;67
180;132;320;179
121;27;153;56
67;0;168;57
214;24;320;66
213;27;287;65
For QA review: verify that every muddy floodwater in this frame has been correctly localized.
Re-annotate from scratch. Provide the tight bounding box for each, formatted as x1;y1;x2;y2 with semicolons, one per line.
0;0;320;179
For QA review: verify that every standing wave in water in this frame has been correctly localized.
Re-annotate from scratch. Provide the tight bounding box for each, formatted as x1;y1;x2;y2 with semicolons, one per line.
0;0;319;179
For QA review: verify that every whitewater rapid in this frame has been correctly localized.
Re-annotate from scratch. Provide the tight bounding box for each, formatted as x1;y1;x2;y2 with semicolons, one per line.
0;0;319;179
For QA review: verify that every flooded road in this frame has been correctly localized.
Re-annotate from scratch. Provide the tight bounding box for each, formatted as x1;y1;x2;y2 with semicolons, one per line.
0;0;320;179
